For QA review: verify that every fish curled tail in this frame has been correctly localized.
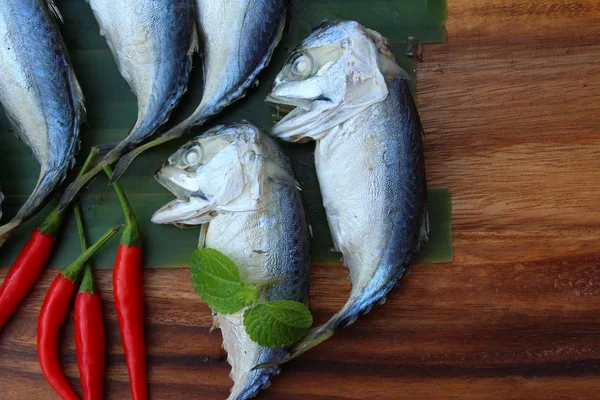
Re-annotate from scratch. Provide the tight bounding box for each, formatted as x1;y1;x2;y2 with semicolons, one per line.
253;265;409;370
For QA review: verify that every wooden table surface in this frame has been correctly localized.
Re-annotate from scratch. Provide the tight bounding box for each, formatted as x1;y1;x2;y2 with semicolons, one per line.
2;0;600;399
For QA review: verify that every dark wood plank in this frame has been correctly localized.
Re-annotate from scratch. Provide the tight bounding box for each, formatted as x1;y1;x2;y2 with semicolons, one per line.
2;0;600;398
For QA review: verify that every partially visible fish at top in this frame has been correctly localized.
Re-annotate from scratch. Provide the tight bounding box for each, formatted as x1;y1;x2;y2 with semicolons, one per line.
110;0;287;183
58;0;198;210
259;21;429;366
152;122;310;399
0;0;84;246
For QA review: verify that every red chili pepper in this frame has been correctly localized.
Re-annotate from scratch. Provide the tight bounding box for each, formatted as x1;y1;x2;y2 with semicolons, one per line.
0;149;98;332
104;166;147;400
73;206;106;400
38;225;120;400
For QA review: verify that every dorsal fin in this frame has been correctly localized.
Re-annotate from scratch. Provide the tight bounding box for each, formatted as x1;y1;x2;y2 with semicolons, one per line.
265;160;300;190
46;1;64;23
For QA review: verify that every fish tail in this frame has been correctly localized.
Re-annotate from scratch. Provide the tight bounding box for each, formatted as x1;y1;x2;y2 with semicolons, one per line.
58;148;123;212
0;165;73;246
227;365;281;400
253;269;406;370
110;122;192;184
0;219;22;247
251;320;336;371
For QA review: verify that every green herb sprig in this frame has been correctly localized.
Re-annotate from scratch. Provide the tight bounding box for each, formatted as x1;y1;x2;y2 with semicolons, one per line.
190;248;312;348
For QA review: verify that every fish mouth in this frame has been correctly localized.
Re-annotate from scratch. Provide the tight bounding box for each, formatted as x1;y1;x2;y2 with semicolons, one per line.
266;93;313;111
154;166;203;201
151;196;213;225
267;93;335;142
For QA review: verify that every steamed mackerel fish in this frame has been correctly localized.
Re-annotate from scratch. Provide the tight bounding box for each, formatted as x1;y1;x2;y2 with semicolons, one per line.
264;21;429;363
0;0;84;246
58;0;197;209
152;123;310;400
111;0;287;182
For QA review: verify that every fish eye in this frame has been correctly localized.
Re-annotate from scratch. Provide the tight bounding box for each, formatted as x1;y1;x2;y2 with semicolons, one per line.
184;145;202;167
289;53;314;79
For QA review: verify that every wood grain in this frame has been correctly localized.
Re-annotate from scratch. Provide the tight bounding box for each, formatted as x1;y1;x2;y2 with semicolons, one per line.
2;0;600;398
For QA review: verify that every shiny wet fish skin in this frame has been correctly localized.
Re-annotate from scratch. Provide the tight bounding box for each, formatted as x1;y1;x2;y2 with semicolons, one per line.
58;0;197;210
264;21;428;363
0;0;84;245
153;123;310;399
192;0;287;121
109;0;287;183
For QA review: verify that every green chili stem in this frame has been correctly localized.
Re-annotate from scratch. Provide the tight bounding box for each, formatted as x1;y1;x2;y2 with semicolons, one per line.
102;164;140;247
38;148;100;236
74;204;96;294
61;225;121;283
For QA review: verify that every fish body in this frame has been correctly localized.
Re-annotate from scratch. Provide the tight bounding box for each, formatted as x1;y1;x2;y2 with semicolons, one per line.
110;0;287;182
152;122;310;399
58;0;197;209
0;0;84;245
265;21;428;360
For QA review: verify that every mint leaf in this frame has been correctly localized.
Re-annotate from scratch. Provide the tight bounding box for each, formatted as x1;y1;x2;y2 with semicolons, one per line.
190;248;257;314
244;300;313;348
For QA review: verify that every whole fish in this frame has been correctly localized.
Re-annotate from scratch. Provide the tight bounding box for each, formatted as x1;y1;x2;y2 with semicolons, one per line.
0;0;84;246
262;21;429;364
110;0;287;183
152;122;310;399
58;0;197;210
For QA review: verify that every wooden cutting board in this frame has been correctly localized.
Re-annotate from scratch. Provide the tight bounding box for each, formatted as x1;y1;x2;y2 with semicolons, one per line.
1;0;600;399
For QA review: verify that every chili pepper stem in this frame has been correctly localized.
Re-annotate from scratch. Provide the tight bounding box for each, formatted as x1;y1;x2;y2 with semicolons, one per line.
79;265;96;294
61;225;122;282
38;148;99;237
74;205;97;294
102;164;141;247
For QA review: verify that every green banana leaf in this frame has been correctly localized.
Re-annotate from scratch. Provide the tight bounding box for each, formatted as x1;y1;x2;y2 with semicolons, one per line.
0;0;450;268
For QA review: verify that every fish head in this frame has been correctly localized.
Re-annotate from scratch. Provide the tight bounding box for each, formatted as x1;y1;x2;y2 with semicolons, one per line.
267;21;403;142
152;123;267;225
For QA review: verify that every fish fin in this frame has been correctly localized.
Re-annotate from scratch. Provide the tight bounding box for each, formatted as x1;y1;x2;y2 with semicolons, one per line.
265;160;300;189
198;223;209;248
92;142;120;156
46;1;64;23
190;21;200;55
419;208;430;249
69;67;86;116
211;314;220;331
